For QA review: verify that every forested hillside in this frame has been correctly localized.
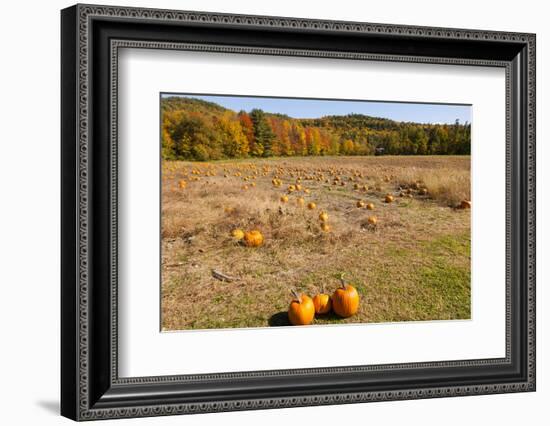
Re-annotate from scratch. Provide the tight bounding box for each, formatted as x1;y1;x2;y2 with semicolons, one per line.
161;96;471;161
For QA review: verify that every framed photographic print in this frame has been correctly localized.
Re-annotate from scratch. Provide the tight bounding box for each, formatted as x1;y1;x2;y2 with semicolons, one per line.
61;4;536;421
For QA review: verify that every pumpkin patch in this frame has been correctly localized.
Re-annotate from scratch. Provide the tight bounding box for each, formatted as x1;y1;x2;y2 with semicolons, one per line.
162;148;470;330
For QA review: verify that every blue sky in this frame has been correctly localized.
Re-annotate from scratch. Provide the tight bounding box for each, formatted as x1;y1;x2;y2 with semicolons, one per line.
162;93;471;124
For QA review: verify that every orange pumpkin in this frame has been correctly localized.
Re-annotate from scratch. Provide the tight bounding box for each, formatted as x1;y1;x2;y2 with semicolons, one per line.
313;291;332;314
319;211;329;222
332;276;360;318
288;291;315;325
320;222;331;233
366;203;375;210
280;195;289;203
307;202;317;210
231;229;245;241
297;197;305;207
460;200;472;209
385;194;394;203
356;200;365;208
367;216;377;225
243;230;264;247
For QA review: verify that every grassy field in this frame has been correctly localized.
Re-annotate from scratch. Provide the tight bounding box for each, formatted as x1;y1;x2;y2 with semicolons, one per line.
161;156;471;330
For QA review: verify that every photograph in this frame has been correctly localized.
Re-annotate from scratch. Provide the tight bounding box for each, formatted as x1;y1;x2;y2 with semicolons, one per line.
160;94;472;331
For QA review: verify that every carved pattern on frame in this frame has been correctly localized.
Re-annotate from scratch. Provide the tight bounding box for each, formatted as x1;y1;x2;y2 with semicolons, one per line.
75;5;535;420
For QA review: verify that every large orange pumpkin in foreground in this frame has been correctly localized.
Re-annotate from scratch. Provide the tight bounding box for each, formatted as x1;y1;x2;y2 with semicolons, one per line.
313;290;332;315
332;275;360;318
243;230;264;247
288;291;315;325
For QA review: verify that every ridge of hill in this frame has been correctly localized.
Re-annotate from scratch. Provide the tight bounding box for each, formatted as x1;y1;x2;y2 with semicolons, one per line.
161;96;471;161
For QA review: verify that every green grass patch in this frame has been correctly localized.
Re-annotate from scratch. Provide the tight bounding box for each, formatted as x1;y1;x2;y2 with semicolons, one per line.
362;231;471;322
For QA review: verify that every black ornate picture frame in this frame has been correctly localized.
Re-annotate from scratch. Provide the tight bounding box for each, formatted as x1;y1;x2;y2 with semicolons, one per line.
61;4;536;421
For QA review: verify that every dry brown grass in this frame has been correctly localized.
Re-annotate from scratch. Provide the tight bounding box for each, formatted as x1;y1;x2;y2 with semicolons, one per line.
161;156;471;330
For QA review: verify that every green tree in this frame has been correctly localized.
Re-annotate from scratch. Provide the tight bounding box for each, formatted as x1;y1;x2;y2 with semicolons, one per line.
250;109;275;157
412;127;429;154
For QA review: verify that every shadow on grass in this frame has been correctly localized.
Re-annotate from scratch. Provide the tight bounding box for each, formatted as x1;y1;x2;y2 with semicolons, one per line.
314;312;347;323
268;311;290;327
268;311;347;326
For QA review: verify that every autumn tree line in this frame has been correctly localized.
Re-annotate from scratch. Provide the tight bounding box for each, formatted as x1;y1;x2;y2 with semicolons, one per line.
161;96;471;161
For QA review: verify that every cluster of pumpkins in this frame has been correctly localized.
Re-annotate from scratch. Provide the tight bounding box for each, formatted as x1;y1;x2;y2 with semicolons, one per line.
279;186;333;232
318;211;331;232
280;184;389;233
356;200;377;226
288;277;360;326
280;194;317;210
231;229;264;247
